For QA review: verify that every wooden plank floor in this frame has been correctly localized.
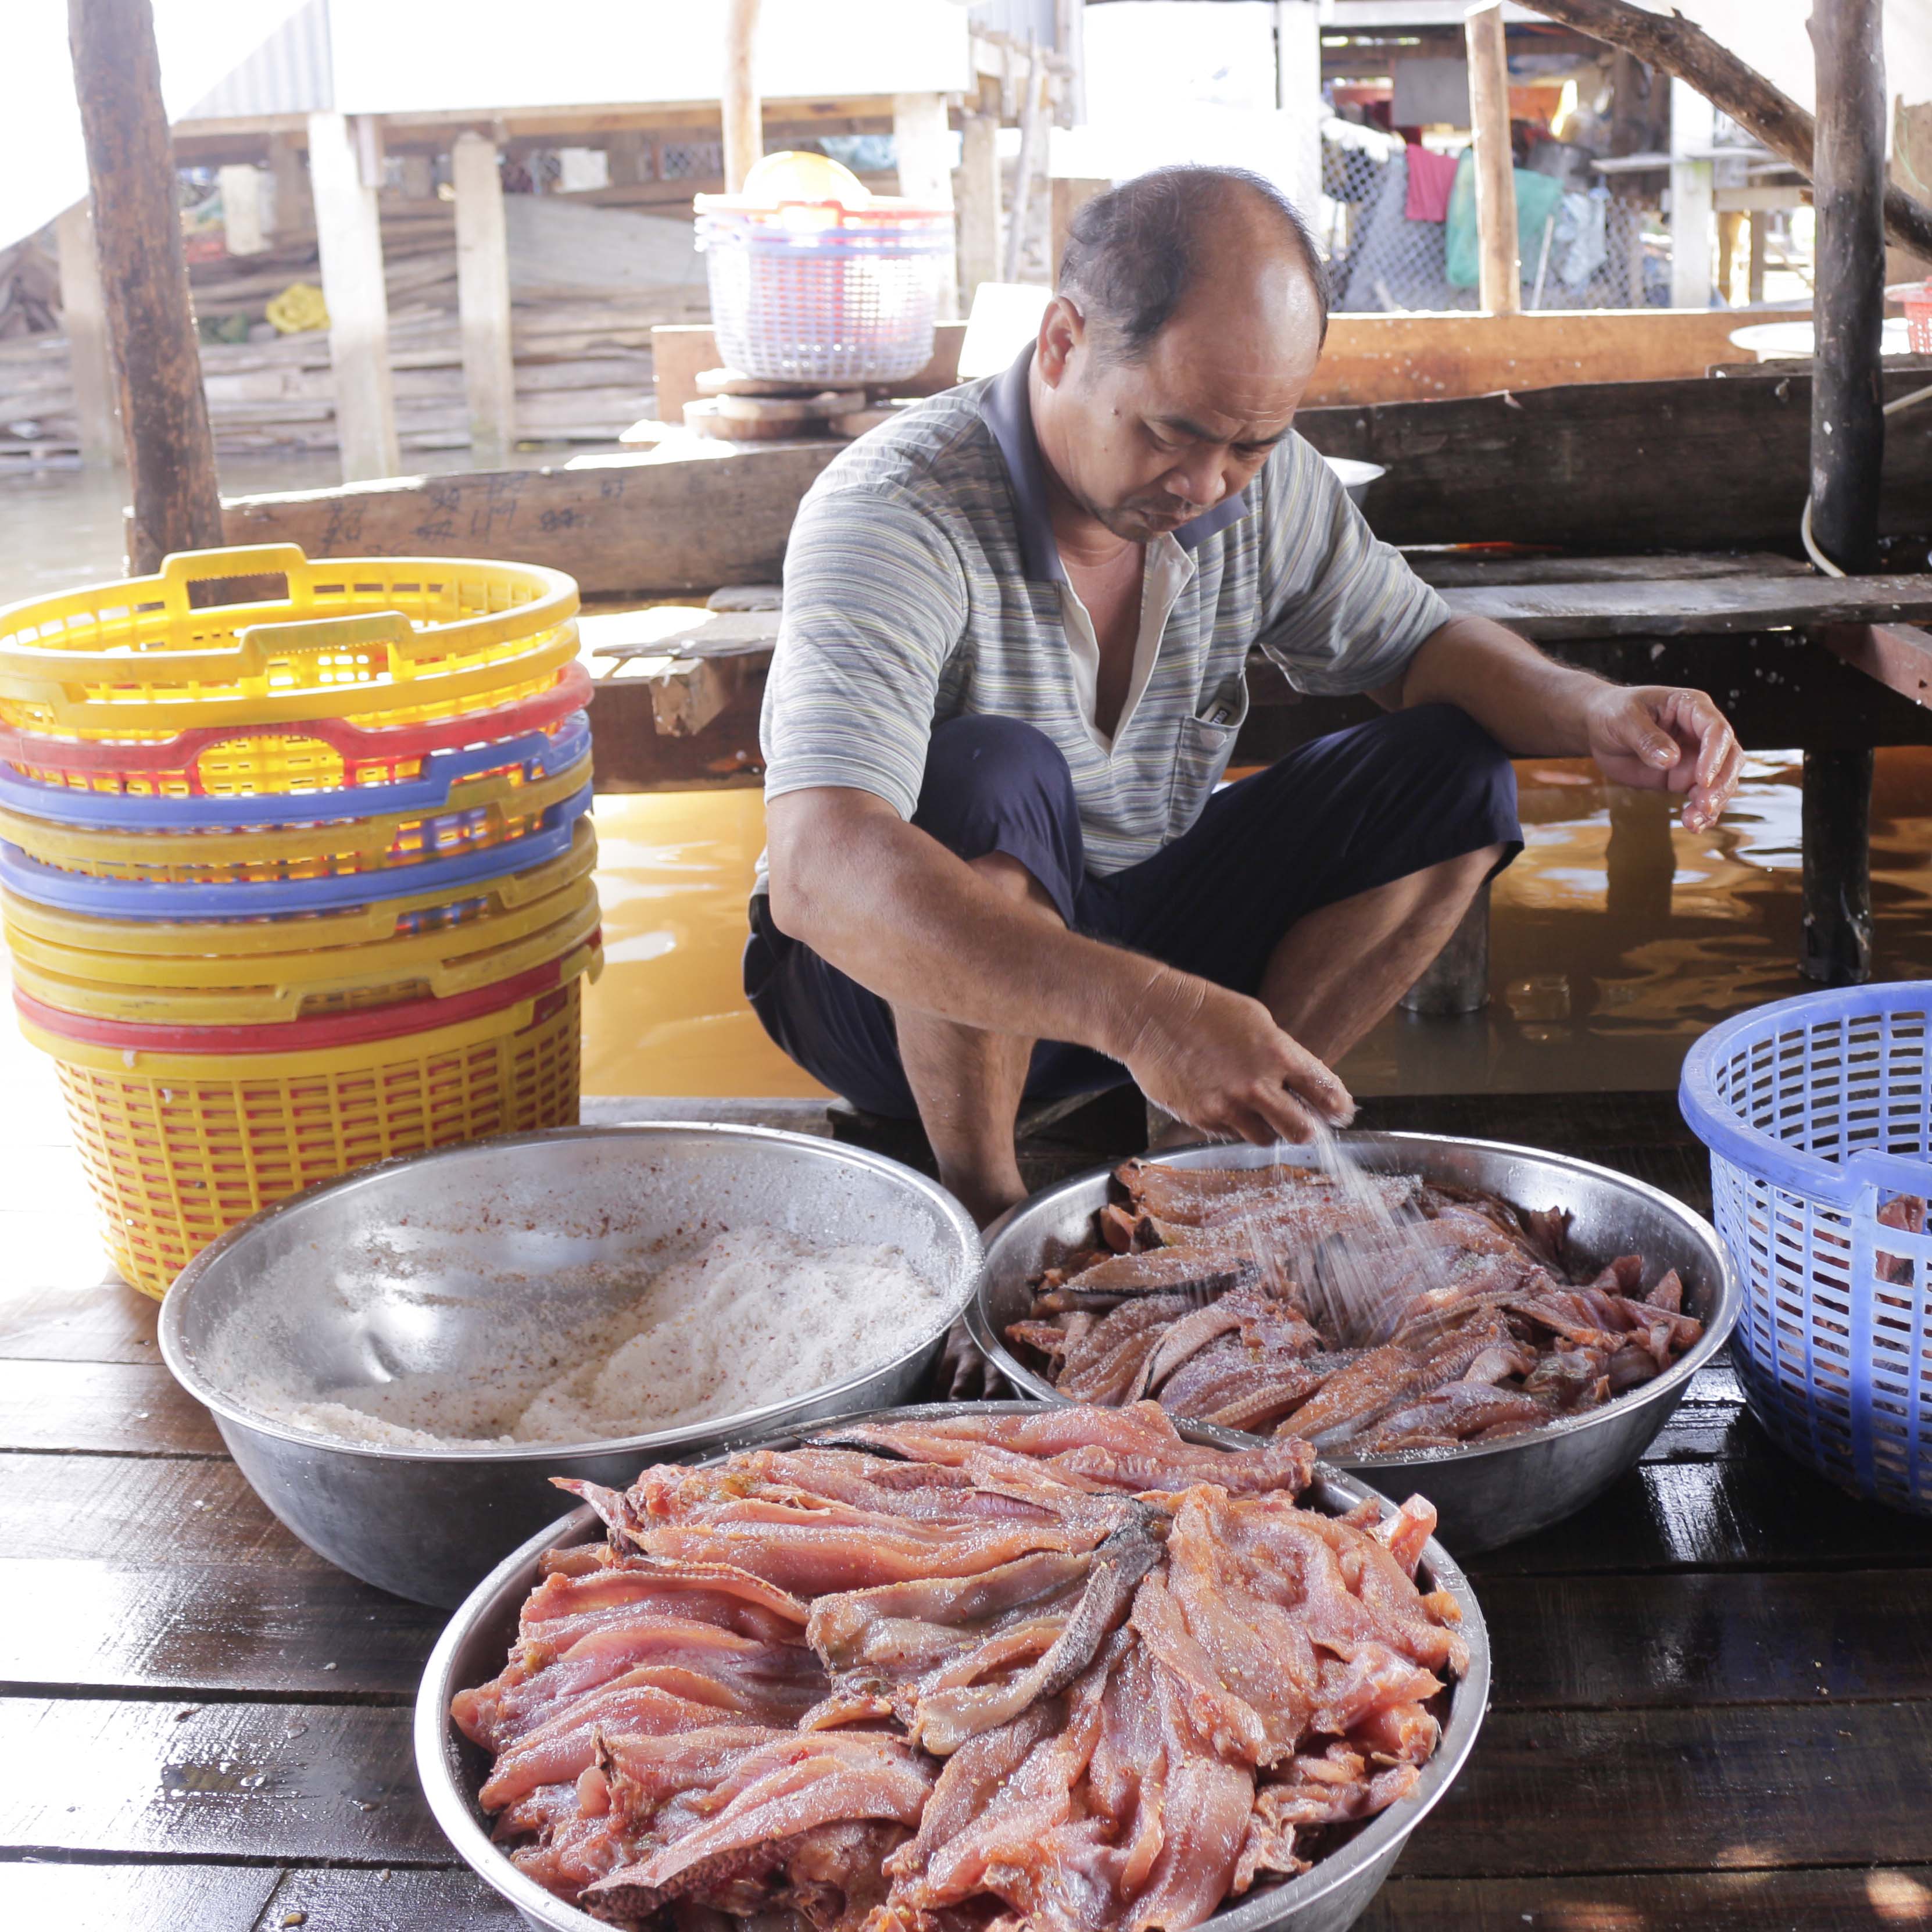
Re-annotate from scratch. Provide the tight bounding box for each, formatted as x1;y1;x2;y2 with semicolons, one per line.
6;1090;1932;1929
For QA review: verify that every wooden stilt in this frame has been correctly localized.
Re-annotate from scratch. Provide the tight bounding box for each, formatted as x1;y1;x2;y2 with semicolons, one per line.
217;164;267;256
1799;0;1886;987
52;200;120;471
266;130;311;238
1748;207;1769;301
1670;78;1716;309
452;132;515;466
607;131;649;188
398;153;434;201
1398;879;1493;1017
1004;42;1046;285
958;81;1001;305
307;110;400;484
892;92;958;320
1465;2;1521;314
67;0;222;569
722;0;764;195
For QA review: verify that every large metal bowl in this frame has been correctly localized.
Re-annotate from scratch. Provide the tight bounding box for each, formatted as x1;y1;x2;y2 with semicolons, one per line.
970;1135;1740;1552
415;1402;1490;1932
158;1124;982;1607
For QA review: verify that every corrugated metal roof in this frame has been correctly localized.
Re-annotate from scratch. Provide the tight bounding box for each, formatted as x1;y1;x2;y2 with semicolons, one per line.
183;0;332;120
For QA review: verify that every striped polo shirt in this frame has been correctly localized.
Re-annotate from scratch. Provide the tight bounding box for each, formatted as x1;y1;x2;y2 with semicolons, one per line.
759;346;1450;880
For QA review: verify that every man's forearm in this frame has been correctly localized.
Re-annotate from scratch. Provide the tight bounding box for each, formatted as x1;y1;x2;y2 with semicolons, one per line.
766;797;1185;1060
1390;616;1604;754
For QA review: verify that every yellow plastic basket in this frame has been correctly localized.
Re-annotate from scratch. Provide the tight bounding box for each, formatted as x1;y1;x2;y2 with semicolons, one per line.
0;750;592;886
5;877;601;1024
0;819;596;954
0;545;580;740
23;977;586;1298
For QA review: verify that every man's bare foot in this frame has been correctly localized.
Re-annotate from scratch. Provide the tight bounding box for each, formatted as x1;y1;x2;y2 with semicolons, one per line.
939;1318;1009;1400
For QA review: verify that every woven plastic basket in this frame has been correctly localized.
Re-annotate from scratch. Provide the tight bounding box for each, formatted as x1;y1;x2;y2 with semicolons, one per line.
0;819;596;952
0;710;589;830
1680;982;1932;1513
22;976;588;1298
0;661;593;801
0;545;578;739
6;877;600;1025
695;199;953;384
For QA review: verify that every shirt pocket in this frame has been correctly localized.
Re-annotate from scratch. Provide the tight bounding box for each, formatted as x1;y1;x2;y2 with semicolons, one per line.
1167;674;1252;835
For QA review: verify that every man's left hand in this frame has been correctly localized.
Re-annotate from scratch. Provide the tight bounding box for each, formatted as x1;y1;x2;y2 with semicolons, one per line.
1583;685;1742;834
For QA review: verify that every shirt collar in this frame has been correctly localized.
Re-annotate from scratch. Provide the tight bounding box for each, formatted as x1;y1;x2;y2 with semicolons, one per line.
976;346;1253;583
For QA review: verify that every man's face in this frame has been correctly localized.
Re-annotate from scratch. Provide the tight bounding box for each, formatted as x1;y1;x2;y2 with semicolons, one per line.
1033;271;1324;543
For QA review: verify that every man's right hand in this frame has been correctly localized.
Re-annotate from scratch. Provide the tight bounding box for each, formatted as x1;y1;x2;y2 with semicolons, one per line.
1116;966;1354;1146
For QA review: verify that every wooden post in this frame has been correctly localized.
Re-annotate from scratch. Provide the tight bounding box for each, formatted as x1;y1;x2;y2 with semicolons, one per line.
53;199;121;471
1056;0;1087;127
607;131;649;187
308;110;400;483
453;132;516;466
399;152;435;201
722;0;764;195
1747;208;1769;301
217;164;267;255
1669;78;1715;308
1465;2;1521;314
958;81;1002;305
1050;177;1107;288
266;130;311;238
1800;0;1887;986
893;92;958;320
67;0;223;569
1004;41;1046;285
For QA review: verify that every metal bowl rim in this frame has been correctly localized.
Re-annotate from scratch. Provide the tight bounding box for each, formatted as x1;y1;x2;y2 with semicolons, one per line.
158;1121;984;1466
968;1131;1741;1472
414;1400;1491;1932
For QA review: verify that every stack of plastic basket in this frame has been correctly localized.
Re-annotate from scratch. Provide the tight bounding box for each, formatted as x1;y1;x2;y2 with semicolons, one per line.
0;542;600;1297
1680;982;1932;1515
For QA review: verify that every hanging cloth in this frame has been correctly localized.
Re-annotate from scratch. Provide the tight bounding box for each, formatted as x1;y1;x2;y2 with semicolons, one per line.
1404;145;1461;222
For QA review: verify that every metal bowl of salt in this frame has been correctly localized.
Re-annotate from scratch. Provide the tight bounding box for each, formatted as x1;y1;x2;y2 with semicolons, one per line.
158;1124;982;1607
971;1134;1738;1552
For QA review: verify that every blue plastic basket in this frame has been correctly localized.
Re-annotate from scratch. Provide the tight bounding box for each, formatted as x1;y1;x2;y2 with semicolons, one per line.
0;783;594;920
0;711;589;831
1680;982;1932;1513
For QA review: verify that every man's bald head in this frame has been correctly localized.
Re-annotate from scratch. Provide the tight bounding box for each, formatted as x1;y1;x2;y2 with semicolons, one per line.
1057;166;1331;366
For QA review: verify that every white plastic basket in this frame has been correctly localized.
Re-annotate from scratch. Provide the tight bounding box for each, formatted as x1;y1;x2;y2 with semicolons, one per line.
696;200;953;385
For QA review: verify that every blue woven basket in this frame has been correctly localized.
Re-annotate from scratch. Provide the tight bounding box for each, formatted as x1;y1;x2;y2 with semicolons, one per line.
1680;982;1932;1513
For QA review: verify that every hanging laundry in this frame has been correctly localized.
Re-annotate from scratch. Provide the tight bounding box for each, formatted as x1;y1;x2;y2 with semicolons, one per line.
1404;145;1461;223
1445;150;1566;290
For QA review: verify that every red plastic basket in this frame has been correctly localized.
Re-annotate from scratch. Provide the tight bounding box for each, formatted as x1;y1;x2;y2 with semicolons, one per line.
1906;281;1932;357
0;661;593;800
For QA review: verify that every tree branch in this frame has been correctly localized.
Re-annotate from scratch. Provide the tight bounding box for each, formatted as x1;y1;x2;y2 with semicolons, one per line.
1522;0;1932;263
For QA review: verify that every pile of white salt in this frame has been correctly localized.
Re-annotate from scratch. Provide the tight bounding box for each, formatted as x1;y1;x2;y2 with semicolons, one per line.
264;1226;947;1450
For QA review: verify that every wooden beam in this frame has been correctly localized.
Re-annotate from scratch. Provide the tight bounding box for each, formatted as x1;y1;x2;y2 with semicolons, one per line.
68;0;223;570
52;200;120;471
1293;364;1932;551
1465;2;1520;314
452;132;515;466
722;0;764;194
307;110;399;482
1799;0;1888;987
892;92;958;321
1275;2;1324;217
1439;573;1932;639
221;445;845;596
1520;0;1932;263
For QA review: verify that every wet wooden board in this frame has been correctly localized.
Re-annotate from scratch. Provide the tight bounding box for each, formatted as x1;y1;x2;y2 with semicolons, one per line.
1364;1868;1932;1929
1477;1568;1932;1708
0;1276;155;1364
0;1358;222;1455
0;1697;443;1862
1393;1702;1932;1878
0;1557;445;1696
1439;572;1932;641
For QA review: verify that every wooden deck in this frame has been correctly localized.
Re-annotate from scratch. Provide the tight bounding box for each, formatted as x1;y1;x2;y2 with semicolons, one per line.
5;1091;1932;1929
